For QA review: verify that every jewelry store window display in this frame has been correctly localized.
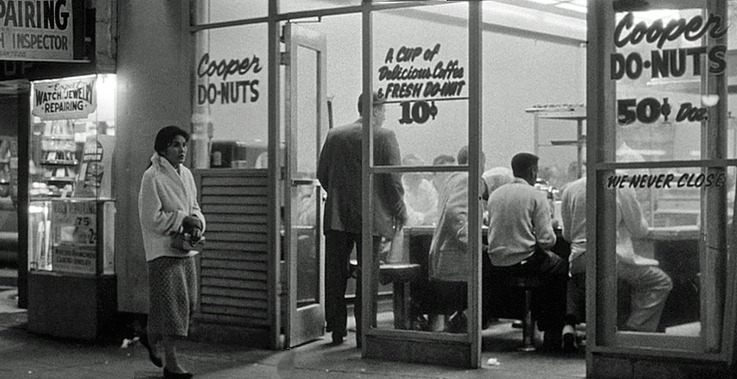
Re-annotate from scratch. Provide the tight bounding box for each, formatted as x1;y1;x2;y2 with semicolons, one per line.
138;126;206;379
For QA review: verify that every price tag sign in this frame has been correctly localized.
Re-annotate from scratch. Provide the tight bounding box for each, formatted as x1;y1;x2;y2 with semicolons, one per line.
377;43;467;125
399;100;438;125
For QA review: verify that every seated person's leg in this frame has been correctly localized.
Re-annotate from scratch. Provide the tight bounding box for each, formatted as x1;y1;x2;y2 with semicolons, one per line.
566;255;587;327
526;249;568;335
617;264;673;332
427;280;467;332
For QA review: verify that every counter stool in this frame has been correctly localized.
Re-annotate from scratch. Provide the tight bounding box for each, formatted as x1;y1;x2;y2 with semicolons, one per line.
509;275;542;352
349;259;421;329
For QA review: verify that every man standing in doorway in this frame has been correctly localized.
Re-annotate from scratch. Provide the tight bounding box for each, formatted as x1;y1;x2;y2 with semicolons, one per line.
317;92;407;347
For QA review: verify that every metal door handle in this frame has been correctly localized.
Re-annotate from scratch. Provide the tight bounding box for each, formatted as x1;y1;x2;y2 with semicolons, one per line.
291;179;318;186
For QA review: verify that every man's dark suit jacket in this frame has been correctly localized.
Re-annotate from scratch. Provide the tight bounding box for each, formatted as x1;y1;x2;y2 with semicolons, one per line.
317;118;407;239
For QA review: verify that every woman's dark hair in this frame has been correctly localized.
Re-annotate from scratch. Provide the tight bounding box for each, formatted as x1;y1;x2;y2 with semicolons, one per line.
154;125;190;154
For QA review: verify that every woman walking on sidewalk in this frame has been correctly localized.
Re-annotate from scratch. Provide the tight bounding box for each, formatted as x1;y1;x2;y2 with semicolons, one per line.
138;125;206;379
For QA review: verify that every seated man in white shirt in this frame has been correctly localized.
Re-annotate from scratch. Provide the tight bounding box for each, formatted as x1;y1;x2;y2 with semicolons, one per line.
486;152;568;351
561;177;672;342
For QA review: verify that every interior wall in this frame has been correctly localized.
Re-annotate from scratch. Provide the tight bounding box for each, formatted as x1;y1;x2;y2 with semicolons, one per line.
115;1;192;313
294;7;584;172
483;34;584;172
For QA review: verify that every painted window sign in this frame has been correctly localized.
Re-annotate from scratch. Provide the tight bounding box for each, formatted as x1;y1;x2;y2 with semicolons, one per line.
0;0;74;61
377;43;466;125
196;53;262;105
611;10;729;126
32;75;96;120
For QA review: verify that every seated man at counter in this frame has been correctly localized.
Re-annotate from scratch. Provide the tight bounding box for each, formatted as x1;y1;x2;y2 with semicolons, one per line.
561;177;672;340
427;146;491;332
486;152;567;350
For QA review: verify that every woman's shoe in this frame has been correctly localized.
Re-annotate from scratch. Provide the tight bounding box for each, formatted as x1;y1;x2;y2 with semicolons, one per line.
139;334;162;368
163;368;193;379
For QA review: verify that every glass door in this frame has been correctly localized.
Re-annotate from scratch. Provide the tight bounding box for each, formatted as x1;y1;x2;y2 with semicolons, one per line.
283;22;328;348
363;1;483;368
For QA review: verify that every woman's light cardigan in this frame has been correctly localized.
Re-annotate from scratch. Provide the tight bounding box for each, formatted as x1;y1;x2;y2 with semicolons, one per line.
138;153;206;262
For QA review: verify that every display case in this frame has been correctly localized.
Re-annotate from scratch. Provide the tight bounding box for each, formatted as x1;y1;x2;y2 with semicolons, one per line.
26;74;118;341
28;198;115;275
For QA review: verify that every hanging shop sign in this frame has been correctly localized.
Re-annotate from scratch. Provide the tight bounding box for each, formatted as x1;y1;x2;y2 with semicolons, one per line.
0;0;85;62
611;11;729;126
31;75;96;120
196;53;262;105
377;43;467;125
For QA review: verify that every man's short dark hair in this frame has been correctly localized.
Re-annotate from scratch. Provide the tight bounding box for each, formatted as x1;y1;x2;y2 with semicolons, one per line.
357;92;386;116
154;125;190;154
511;152;539;178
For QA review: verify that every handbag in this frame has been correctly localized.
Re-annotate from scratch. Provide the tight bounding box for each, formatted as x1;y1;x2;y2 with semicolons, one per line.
171;232;206;252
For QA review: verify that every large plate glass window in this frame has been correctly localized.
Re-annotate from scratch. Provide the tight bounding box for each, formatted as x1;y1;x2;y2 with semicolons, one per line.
599;0;731;352
192;24;269;169
364;1;482;368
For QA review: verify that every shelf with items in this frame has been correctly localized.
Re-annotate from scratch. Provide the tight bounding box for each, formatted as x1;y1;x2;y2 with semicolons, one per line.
32;120;83;198
525;104;586;179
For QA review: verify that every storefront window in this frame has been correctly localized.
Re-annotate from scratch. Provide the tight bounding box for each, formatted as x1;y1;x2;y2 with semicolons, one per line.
193;0;267;25
193;24;268;169
373;3;470;167
614;9;716;162
599;1;731;351
369;1;474;336
27;74;116;275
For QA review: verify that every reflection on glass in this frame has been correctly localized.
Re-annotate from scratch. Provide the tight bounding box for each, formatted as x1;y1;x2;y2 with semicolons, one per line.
296;47;319;174
294;184;319;307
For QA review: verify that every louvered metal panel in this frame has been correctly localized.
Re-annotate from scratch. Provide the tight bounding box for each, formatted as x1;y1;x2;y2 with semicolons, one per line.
194;170;271;329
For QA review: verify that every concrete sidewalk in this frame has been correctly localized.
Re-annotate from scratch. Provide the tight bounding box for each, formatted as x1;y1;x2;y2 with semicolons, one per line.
0;287;586;379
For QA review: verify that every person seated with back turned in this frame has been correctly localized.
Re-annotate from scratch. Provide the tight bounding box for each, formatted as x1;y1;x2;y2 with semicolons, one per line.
427;146;492;333
561;176;672;348
486;152;568;351
402;154;439;227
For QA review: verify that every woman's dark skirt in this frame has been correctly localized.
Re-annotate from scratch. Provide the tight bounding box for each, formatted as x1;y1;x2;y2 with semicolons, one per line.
148;256;198;338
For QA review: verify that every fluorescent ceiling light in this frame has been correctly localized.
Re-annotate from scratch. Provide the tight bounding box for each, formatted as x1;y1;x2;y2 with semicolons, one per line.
556;3;587;13
525;0;558;5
